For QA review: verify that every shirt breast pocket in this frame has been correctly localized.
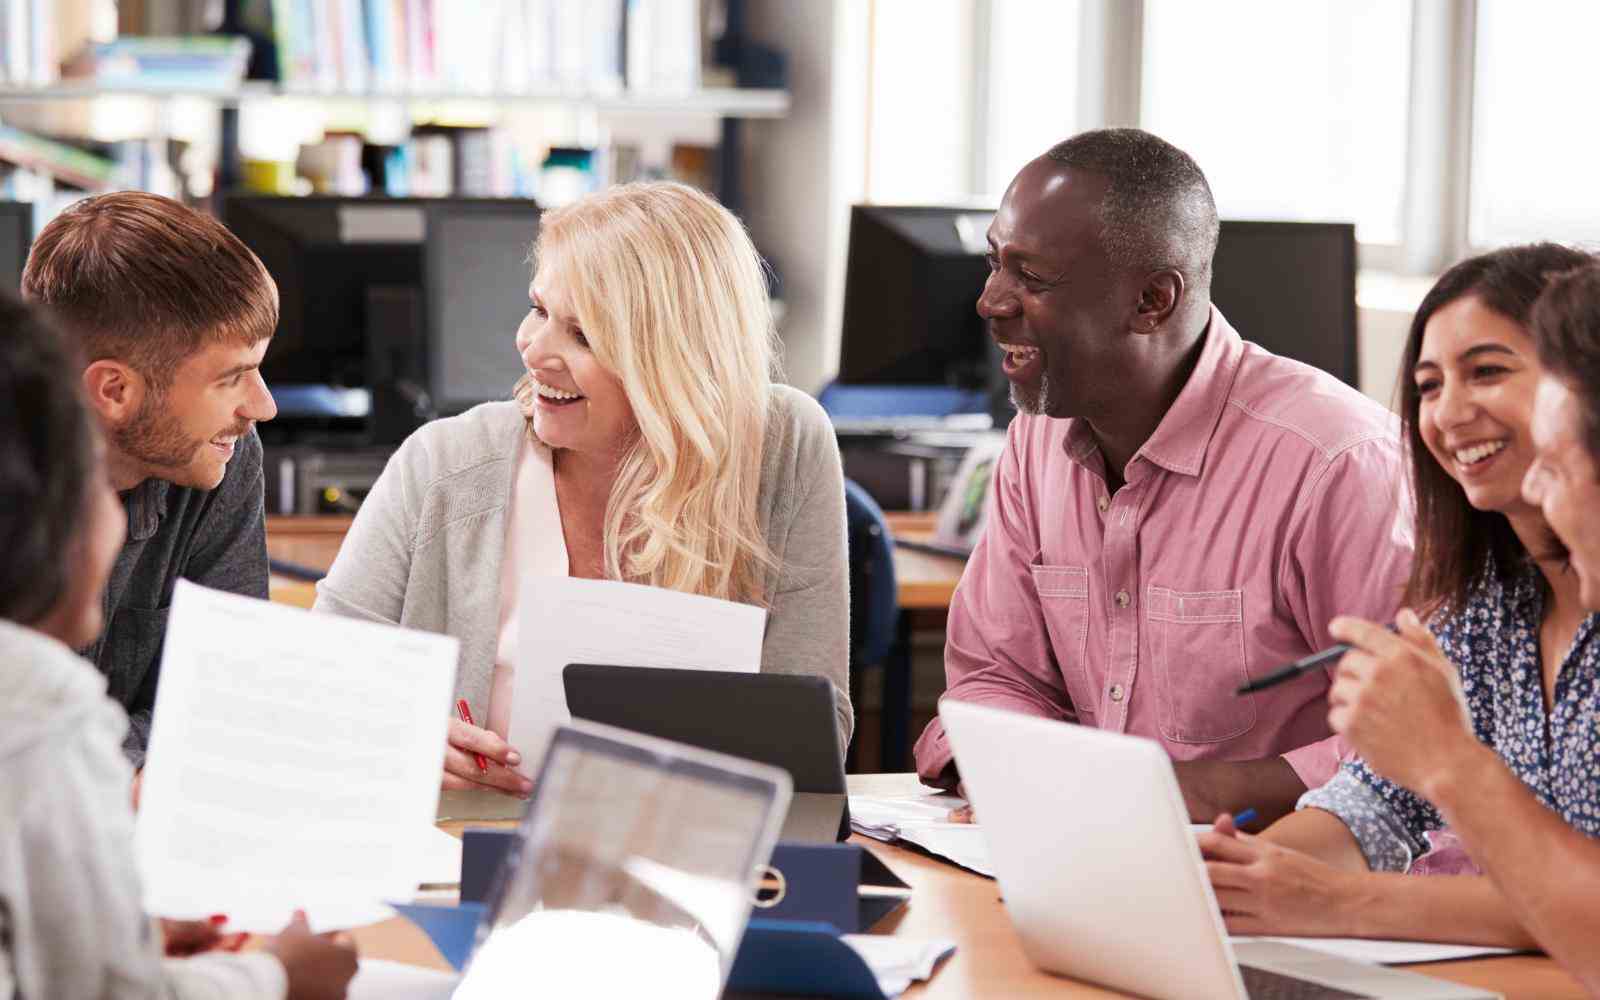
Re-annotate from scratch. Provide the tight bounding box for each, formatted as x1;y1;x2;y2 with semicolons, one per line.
102;606;171;706
1028;565;1095;720
1146;586;1255;743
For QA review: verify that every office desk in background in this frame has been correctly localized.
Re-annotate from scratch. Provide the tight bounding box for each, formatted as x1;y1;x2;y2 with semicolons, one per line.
350;773;1585;999
266;513;968;612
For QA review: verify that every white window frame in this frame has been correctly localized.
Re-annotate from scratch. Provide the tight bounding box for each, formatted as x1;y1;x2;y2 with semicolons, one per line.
962;0;1482;277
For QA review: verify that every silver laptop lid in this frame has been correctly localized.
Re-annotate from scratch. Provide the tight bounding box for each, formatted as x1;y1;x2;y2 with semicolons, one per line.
941;700;1248;1000
454;719;792;1000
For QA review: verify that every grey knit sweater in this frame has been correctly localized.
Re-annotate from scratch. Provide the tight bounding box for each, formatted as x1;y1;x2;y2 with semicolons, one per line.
314;384;854;748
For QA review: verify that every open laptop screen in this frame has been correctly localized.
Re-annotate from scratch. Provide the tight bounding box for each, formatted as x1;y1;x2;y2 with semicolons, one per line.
454;720;791;999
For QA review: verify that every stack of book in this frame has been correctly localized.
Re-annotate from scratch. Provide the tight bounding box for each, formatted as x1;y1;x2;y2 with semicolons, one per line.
73;36;252;91
0;0;57;88
251;0;701;95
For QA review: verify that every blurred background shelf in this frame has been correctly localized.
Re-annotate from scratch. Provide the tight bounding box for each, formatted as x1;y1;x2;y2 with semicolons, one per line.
0;82;790;117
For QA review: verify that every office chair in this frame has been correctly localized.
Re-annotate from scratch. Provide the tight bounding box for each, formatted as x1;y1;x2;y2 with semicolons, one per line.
843;478;910;772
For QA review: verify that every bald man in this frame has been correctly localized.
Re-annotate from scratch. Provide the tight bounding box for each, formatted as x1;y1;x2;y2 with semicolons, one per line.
915;129;1412;823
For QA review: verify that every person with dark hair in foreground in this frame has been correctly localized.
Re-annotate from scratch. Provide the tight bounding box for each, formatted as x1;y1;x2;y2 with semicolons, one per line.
0;296;356;999
21;190;280;767
912;129;1411;823
1199;243;1599;948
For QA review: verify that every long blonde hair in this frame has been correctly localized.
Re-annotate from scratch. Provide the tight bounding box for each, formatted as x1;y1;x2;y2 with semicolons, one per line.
515;182;778;606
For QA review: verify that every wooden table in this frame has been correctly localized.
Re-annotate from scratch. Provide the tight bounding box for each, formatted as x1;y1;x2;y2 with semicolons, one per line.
267;512;969;613
881;511;967;611
351;774;1583;999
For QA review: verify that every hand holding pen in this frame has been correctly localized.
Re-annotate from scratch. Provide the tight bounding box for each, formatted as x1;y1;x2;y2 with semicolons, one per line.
443;699;533;798
1325;610;1478;795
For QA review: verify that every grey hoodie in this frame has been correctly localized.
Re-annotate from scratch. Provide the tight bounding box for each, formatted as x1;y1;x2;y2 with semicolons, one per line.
0;620;286;999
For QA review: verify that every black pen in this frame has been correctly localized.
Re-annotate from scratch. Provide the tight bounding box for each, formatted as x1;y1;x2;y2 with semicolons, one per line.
1235;643;1351;695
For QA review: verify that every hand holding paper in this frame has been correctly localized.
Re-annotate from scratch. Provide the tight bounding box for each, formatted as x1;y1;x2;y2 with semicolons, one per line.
136;582;459;932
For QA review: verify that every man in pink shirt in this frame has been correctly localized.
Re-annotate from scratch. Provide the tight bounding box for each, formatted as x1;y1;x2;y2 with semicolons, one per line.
914;129;1410;824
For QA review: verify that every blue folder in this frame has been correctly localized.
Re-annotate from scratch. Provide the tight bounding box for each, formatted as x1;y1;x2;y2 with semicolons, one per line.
402;830;916;995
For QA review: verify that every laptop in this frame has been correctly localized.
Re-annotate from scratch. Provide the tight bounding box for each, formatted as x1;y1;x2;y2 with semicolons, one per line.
453;718;792;999
940;701;1501;1000
563;664;850;843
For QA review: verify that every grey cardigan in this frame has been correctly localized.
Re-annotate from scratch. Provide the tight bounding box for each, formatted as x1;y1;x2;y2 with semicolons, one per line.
315;383;853;747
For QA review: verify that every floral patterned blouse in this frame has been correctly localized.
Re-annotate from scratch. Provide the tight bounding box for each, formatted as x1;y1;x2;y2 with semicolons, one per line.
1299;561;1600;872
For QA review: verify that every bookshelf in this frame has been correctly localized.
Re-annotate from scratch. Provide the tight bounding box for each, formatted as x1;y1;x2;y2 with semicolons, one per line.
0;1;789;217
0;82;790;118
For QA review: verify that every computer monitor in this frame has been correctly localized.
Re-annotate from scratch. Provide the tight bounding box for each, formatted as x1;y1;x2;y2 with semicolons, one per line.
1210;220;1358;387
0;201;33;295
836;205;996;387
222;195;538;428
835;207;1359;393
423;200;541;415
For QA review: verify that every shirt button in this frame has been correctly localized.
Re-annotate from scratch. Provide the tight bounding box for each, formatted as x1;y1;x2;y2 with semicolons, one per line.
1109;684;1125;702
1115;589;1130;608
1096;495;1110;513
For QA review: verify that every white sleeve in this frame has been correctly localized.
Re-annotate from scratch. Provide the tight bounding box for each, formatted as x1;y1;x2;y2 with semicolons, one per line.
11;702;287;1000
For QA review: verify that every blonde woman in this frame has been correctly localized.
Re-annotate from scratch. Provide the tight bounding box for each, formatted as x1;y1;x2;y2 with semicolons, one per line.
315;182;851;795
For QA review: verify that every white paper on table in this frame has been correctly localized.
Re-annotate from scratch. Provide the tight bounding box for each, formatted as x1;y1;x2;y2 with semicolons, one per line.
848;794;994;876
850;795;1213;879
849;793;966;837
841;935;957;997
509;576;766;773
417;827;464;887
136;581;458;933
348;959;461;1000
1234;936;1518;965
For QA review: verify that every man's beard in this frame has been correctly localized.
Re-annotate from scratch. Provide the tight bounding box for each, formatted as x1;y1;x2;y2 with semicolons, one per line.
113;390;202;471
1009;370;1053;416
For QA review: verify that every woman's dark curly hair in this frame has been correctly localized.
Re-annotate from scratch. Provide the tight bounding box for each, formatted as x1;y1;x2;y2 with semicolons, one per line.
0;295;99;625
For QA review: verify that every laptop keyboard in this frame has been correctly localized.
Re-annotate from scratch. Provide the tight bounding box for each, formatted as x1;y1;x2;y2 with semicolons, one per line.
1240;965;1373;1000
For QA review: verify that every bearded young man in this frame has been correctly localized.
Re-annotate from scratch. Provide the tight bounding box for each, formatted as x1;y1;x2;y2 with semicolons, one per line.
22;191;279;766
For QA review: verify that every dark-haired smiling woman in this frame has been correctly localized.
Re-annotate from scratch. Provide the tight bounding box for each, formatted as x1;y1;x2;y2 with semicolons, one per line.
1296;261;1600;996
1200;243;1600;950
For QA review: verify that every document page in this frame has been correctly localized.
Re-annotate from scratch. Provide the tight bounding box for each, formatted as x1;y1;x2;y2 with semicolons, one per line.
849;794;994;877
136;581;458;932
509;576;766;772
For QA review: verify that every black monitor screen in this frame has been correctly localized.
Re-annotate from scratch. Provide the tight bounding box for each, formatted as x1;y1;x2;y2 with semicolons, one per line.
835;208;1359;392
424;202;540;414
224;196;424;393
837;205;996;386
1211;220;1358;387
224;195;538;418
0;201;32;295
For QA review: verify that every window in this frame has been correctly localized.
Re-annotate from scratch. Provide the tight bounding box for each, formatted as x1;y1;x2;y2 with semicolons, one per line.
865;0;977;203
1140;0;1412;245
981;0;1080;198
1469;0;1600;247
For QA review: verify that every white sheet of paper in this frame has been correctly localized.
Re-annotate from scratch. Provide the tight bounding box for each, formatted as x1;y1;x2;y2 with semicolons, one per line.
848;794;993;875
841;935;958;997
348;959;460;1000
417;827;463;887
509;576;766;770
136;581;458;933
1235;936;1518;966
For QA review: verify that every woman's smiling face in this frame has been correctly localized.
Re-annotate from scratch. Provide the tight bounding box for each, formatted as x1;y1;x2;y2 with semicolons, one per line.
515;269;636;458
1414;295;1543;518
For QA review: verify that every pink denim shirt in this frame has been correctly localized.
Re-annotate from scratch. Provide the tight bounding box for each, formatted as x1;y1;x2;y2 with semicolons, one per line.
915;308;1412;789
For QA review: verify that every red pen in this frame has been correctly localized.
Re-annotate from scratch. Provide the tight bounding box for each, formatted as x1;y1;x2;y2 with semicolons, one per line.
455;699;490;775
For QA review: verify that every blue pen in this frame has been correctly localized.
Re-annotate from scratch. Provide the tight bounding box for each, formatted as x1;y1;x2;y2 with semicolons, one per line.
1232;808;1258;828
